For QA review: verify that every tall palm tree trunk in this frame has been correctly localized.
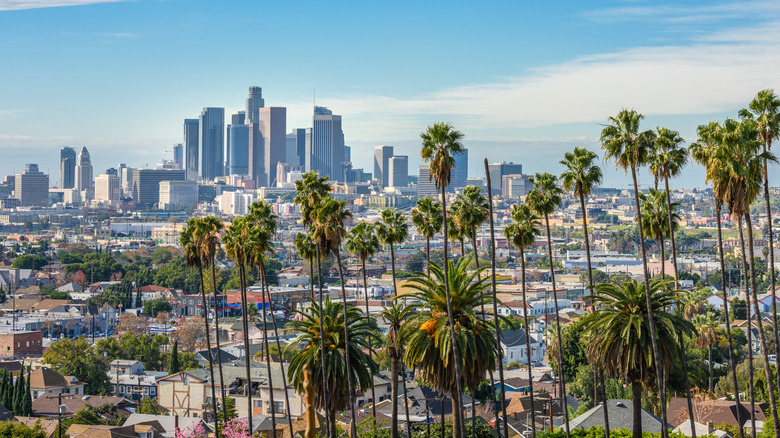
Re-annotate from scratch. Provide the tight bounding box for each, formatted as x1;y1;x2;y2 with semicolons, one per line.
335;250;357;438
630;164;668;438
519;247;535;438
543;212;570;438
426;237;431;274
738;219;757;438
388;244;413;438
258;267;277;436
211;262;228;424
762;150;780;401
315;248;331;437
470;229;491;438
578;189;610;438
238;261;252;434
390;355;400;438
260;263;294;438
309;257;315;301
631;381;642;438
716;203;744;438
659;235;665;280
441;183;466;438
664;178;696;438
198;265;219;438
708;344;714;394
484;164;508;438
361;259;378;420
745;213;780;438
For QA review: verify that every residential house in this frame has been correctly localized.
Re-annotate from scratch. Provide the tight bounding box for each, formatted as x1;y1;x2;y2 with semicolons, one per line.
500;328;546;365
65;423;160;438
567;399;669;434
0;331;43;357
668;397;767;432
673;419;731;438
13;417;58;438
28;366;85;399
157;363;304;421
32;394;136;419
123;414;212;438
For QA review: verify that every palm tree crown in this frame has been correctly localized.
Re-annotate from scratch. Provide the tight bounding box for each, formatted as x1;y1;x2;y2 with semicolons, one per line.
503;204;541;250
376;208;409;251
411;197;443;241
601;109;654;172
294;171;332;227
420;122;465;190
559;147;602;199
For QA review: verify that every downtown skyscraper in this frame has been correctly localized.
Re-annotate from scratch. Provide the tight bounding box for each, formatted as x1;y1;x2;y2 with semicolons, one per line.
199;107;225;181
75;146;93;193
374;145;393;187
227;111;248;176
306;106;344;182
245;86;265;124
249;107;286;187
183;119;199;180
59;146;76;189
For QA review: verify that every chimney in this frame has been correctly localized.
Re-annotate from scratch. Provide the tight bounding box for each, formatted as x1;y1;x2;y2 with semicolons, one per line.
708;422;714;434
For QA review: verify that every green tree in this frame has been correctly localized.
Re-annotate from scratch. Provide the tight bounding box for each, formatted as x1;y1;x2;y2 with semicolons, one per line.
382;301;414;438
345;221;382;420
169;339;180;374
402;258;496;438
43;337;112;395
411;196;443;272
143;298;171;317
454;185;488;272
504;202;541;433
582;279;695;438
312;197;358;436
138;397;165;415
601;109;669;435
740;90;780;395
420;121;467;438
223;215;254;433
187;217;223;432
287;296;378;438
527;171;571;436
639;188;680;280
0;420;48;438
11;254;48;270
693;312;720;394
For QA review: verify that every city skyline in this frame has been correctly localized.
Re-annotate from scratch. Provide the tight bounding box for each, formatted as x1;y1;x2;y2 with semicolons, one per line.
1;0;779;188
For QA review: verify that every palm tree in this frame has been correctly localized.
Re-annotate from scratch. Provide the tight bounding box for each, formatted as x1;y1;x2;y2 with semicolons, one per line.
639;188;680;281
692;312;719;394
402;258;496;438
287;297;378;438
293;171;333;435
375;208;412;437
247;201;294;437
344;221;381;419
559;146;607;432
722;117;780;436
690;120;745;438
527;171;570;438
411;196;443;272
222;216;255;433
739;90;780;392
294;230;317;300
312;197;359;436
447;213;467;257
421;122;467;438
382;301;414;438
193;216;228;424
600;109;669;436
583;279;695;438
180;220;220;438
454;185;489;271
648;126;696;436
504;204;541;438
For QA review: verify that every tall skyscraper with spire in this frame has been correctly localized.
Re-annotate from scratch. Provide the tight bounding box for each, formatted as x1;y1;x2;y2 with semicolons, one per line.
199;107;225;181
75;146;93;193
245;86;265;124
59;146;76;189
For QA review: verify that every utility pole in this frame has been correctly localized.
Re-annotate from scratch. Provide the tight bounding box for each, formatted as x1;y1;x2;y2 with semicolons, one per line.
57;393;63;438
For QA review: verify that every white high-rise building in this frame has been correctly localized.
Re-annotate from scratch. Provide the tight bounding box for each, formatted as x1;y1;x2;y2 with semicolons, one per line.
94;174;120;205
388;155;408;188
217;191;254;216
75;147;93;194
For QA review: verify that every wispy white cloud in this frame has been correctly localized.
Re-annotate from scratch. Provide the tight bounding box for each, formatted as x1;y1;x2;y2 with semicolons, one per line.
583;1;780;24
0;0;121;11
292;21;780;144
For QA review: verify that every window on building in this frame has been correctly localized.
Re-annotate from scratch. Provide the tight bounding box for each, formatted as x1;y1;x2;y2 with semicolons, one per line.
253;400;263;407
271;402;284;413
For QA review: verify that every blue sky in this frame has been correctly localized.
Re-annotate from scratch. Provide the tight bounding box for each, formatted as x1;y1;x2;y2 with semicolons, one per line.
1;0;779;189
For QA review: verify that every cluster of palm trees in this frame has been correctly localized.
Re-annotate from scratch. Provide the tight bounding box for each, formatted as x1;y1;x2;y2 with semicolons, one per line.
174;89;778;438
